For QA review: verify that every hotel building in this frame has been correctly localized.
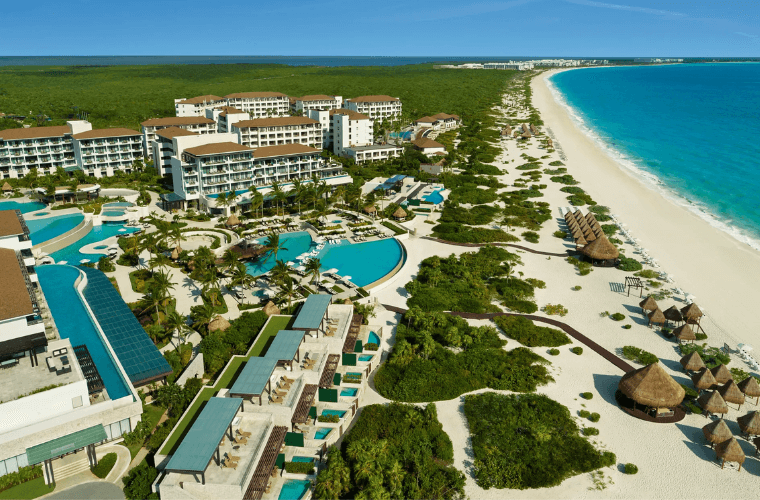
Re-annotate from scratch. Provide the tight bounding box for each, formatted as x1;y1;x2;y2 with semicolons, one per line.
224;92;290;118
292;95;342;113
205;107;250;133
151;127;199;176
329;109;373;157
141;117;217;161
412;113;461;132
174;95;227;117
343;95;402;121
232;117;322;149
343;144;402;165
71;128;143;178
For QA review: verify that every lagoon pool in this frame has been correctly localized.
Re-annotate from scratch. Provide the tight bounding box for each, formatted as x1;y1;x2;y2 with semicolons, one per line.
51;222;140;264
32;212;50;216
102;210;127;217
103;202;133;208
368;331;381;345
36;265;131;400
0;200;46;213
340;388;358;397
423;188;445;204
389;131;413;140
25;213;85;245
278;479;310;500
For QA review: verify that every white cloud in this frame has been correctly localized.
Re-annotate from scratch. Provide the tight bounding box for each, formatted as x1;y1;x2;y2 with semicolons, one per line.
735;32;758;39
395;0;535;22
564;0;685;17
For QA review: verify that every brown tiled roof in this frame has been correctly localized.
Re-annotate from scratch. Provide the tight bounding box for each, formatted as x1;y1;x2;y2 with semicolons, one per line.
412;138;445;149
415;116;436;123
141;117;215;127
329;109;370;121
346;95;399;103
0;248;34;321
233;117;318;128
219;106;246;117
431;112;460;120
184;142;253;156
225;92;288;99
0;210;24;237
0;126;71;140
177;95;224;105
253;144;321;158
72;128;141;140
155;127;199;140
298;95;337;101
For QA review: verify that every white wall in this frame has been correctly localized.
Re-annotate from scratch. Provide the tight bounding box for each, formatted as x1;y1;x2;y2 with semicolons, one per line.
0;234;32;252
0;380;90;433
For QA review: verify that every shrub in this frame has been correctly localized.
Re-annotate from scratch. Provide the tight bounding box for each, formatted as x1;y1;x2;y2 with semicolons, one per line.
522;231;539;243
117;252;139;267
579;410;591;418
285;462;315;475
623;324;632;329
98;256;115;272
549;160;565;166
493;316;570;347
554;230;567;238
589;412;600;422
582;427;599;436
624;463;639;475
550;174;578;185
573;286;582;291
363;342;378;351
581;392;593;400
617;257;643;272
621;346;659;365
542;303;568;317
433;222;518;244
589;205;610;215
122;462;158;500
679;344;730;368
610;313;625;321
318;414;340;423
0;466;43;493
91;452;117;478
568;193;596;206
635;269;659;279
549;348;560;356
571;347;583;355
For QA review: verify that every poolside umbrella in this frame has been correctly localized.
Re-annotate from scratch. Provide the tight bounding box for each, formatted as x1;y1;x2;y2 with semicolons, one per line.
324;268;339;274
318;215;329;225
225;213;240;227
719;380;746;409
738;411;760;436
262;289;276;298
692;368;718;392
263;301;280;316
2;182;12;192
680;351;706;372
286;261;296;267
295;266;306;273
664;306;683;325
711;364;733;385
639;296;659;313
617;362;685;410
698;390;728;417
647;308;666;327
342;276;352;283
702;419;733;448
673;324;696;344
79;259;90;264
738;377;760;405
392;207;407;220
715;438;745;471
208;315;231;332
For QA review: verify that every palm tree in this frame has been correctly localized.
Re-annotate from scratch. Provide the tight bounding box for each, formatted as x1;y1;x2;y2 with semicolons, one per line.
227;190;239;213
270;259;292;286
291;178;305;214
278;276;297;310
169;224;184;249
220;249;238;277
164;308;190;349
229;262;254;302
191;302;216;334
149;253;171;271
275;190;287;216
248;187;264;220
270;181;283;215
263;233;288;262
305;257;322;286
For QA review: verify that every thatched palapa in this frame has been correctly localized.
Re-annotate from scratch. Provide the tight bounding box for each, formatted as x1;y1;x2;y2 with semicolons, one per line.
618;362;685;409
715;438;745;471
681;303;703;320
673;324;696;343
1;182;12;192
647;308;666;326
738;377;760;404
639;296;658;312
583;230;597;243
711;364;733;385
171;246;182;261
738;411;760;436
719;380;746;408
680;350;705;372
703;419;733;447
698;390;728;415
363;205;377;214
225;213;240;227
263;301;280;316
575;235;587;247
692;368;717;391
393;207;407;219
580;234;619;262
208;315;231;332
664;305;683;323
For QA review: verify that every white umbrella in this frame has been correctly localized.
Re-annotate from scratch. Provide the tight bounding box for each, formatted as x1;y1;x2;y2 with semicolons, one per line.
79;259;90;264
325;268;339;274
342;275;352;282
262;289;276;297
296;266;306;272
287;261;296;267
118;228;126;232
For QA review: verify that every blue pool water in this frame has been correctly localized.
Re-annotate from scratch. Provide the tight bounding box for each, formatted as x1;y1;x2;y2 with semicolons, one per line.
102;202;133;208
102;210;126;217
340;388;358;397
368;331;380;345
246;231;404;286
36;265;131;400
358;355;373;362
314;428;332;440
278;479;310;500
50;222;140;264
550;63;760;250
389;131;413;140
94;245;109;250
331;219;342;223
25;213;85;244
0;200;45;213
423;188;445;204
290;456;315;463
347;372;362;377
321;409;346;418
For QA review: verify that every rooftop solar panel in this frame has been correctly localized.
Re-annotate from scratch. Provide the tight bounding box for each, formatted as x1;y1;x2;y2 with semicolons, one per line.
230;357;278;396
291;294;331;330
264;330;305;362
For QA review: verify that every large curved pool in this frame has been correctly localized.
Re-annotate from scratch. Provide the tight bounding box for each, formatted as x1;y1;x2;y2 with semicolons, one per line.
50;222;140;264
246;231;403;287
0;200;46;213
25;213;85;244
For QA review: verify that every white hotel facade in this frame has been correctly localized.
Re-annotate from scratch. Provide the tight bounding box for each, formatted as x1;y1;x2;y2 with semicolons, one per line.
343;95;402;121
174;95;227;117
232;117;322;149
223;92;290;118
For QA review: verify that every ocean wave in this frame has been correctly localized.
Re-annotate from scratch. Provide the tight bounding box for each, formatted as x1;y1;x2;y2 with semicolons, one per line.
544;72;760;252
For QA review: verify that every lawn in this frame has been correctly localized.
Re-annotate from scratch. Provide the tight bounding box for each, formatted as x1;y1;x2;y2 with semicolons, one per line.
124;403;166;459
160;315;292;455
0;478;54;500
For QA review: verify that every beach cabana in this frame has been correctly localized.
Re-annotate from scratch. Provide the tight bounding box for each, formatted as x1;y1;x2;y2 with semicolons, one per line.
702;419;733;449
738;411;760;437
715;438;745;471
225;213;240;227
681;303;705;333
170;245;183;261
738;377;760;405
698;390;728;417
692;368;717;393
579;234;619;267
571;227;583;240
719;380;746;409
680;351;706;372
1;182;12;193
575;234;587;249
647;308;666;328
208;315;231;332
617;362;685;418
711;364;733;385
639;296;658;314
393;207;407;220
663;305;683;325
363;205;377;218
291;294;331;338
673;324;696;344
263;301;280;316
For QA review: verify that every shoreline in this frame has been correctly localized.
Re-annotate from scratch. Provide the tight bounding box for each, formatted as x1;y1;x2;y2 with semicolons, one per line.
532;68;760;346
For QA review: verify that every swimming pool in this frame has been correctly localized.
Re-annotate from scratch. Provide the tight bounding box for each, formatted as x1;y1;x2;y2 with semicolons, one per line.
314;428;332;440
102;210;126;217
358;355;373;362
246;231;404;287
340;388;358;397
102;202;133;208
389;131;413;140
321;409;346;418
50;222;140;264
368;331;381;345
423;188;445;204
25;213;85;245
278;479;310;500
290;456;315;463
32;212;50;216
36;265;131;400
0;200;46;213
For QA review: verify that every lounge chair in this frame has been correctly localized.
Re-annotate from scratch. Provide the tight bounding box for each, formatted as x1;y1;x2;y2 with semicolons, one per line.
304;360;317;369
236;429;251;438
271;395;284;404
226;453;242;461
282;376;295;383
235;436;248;445
273;388;288;397
222;459;238;470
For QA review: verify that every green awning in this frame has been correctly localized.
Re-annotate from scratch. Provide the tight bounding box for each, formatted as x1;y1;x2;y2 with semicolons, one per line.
308;406;317;419
354;340;363;353
319;388;338;403
285;432;305;447
342;353;356;366
333;373;342;386
26;425;107;464
276;453;285;469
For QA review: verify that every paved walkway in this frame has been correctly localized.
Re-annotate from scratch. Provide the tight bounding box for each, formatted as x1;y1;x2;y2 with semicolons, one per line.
46;482;124;500
420;235;576;257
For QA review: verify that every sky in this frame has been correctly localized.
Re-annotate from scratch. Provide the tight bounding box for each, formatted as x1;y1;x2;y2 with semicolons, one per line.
1;0;758;57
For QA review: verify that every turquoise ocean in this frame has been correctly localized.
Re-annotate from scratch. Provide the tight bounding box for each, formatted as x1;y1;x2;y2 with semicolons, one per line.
548;63;760;250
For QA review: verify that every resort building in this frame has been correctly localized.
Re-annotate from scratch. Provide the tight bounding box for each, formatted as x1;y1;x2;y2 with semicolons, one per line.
292;95;343;113
141;117;217;160
224;92;290;118
174;95;227;117
152;127;200;176
0;120;92;180
413;113;461;133
483;62;534;70
71;128;143;178
232;117;322;149
329;109;373;157
305;109;332;148
343;144;402;165
206;107;250;133
412;138;446;155
343;95;402;121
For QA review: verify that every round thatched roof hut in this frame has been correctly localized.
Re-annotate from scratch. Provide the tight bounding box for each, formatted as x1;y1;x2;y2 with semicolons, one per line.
698;390;728;415
673;324;696;343
393;207;407;220
711;364;733;385
692;368;717;392
580;234;619;266
225;213;240;227
680;350;705;372
738;411;760;436
208;315;231;332
263;301;280;317
639;296;658;312
1;182;12;192
364;205;377;215
647;308;666;326
703;419;733;448
715;438;745;471
681;303;703;321
663;305;683;324
520;132;531;139
738;377;760;404
719;380;746;407
618;362;685;409
171;245;182;261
